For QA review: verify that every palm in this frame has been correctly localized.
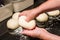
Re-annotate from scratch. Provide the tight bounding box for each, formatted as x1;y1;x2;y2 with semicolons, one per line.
21;27;48;38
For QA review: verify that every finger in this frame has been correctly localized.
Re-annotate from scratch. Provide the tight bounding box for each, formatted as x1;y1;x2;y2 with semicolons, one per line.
21;29;33;36
19;13;23;16
26;15;35;22
26;18;31;22
26;16;32;22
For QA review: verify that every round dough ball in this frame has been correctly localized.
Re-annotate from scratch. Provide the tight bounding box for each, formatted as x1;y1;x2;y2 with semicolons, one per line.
7;19;19;29
12;12;20;20
36;13;48;22
47;10;60;16
19;16;36;29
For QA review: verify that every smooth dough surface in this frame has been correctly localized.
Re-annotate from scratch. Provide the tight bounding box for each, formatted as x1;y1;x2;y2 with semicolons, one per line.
19;16;36;29
7;19;19;29
36;13;48;22
47;10;60;16
12;12;20;20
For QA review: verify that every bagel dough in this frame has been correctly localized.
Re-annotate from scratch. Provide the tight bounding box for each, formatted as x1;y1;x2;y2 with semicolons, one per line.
7;19;19;29
12;12;20;20
36;13;48;22
19;16;36;29
47;10;60;16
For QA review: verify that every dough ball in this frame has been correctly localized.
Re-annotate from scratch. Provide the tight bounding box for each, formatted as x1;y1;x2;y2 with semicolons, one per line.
12;12;20;20
7;19;19;29
19;16;36;29
47;10;60;16
36;13;48;22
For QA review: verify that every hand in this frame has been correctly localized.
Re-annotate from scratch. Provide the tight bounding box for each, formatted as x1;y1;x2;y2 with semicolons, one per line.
19;0;60;22
19;10;37;21
21;27;60;40
21;27;49;39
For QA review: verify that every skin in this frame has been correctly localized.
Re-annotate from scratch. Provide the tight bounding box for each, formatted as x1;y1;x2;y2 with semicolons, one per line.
21;27;60;40
19;0;60;40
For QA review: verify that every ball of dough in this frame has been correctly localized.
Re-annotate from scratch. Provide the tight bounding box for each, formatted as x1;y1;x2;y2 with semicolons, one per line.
47;10;60;16
36;13;48;22
12;12;20;20
19;16;36;29
7;19;19;29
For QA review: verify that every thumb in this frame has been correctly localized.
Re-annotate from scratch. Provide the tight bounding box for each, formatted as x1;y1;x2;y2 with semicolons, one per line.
26;16;33;22
26;15;35;22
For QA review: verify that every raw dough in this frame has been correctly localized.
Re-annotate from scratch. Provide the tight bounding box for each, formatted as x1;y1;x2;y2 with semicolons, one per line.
19;16;36;29
12;12;20;20
36;13;48;22
7;19;19;29
47;10;60;16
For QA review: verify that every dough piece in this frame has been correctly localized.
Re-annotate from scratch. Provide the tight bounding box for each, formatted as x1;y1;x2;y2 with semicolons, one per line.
19;16;36;29
7;19;19;29
47;10;60;16
12;12;20;20
36;13;48;22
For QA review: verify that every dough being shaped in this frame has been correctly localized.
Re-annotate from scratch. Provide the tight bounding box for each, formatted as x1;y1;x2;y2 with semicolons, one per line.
7;19;19;29
19;16;36;29
36;13;48;22
47;10;60;16
12;12;20;20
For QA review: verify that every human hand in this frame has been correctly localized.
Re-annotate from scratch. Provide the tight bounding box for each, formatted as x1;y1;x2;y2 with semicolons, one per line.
21;27;49;39
21;27;60;40
19;10;37;21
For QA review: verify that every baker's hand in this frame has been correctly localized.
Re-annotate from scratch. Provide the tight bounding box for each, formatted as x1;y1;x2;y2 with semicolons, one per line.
22;27;47;37
19;10;37;21
21;27;60;40
21;27;49;39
